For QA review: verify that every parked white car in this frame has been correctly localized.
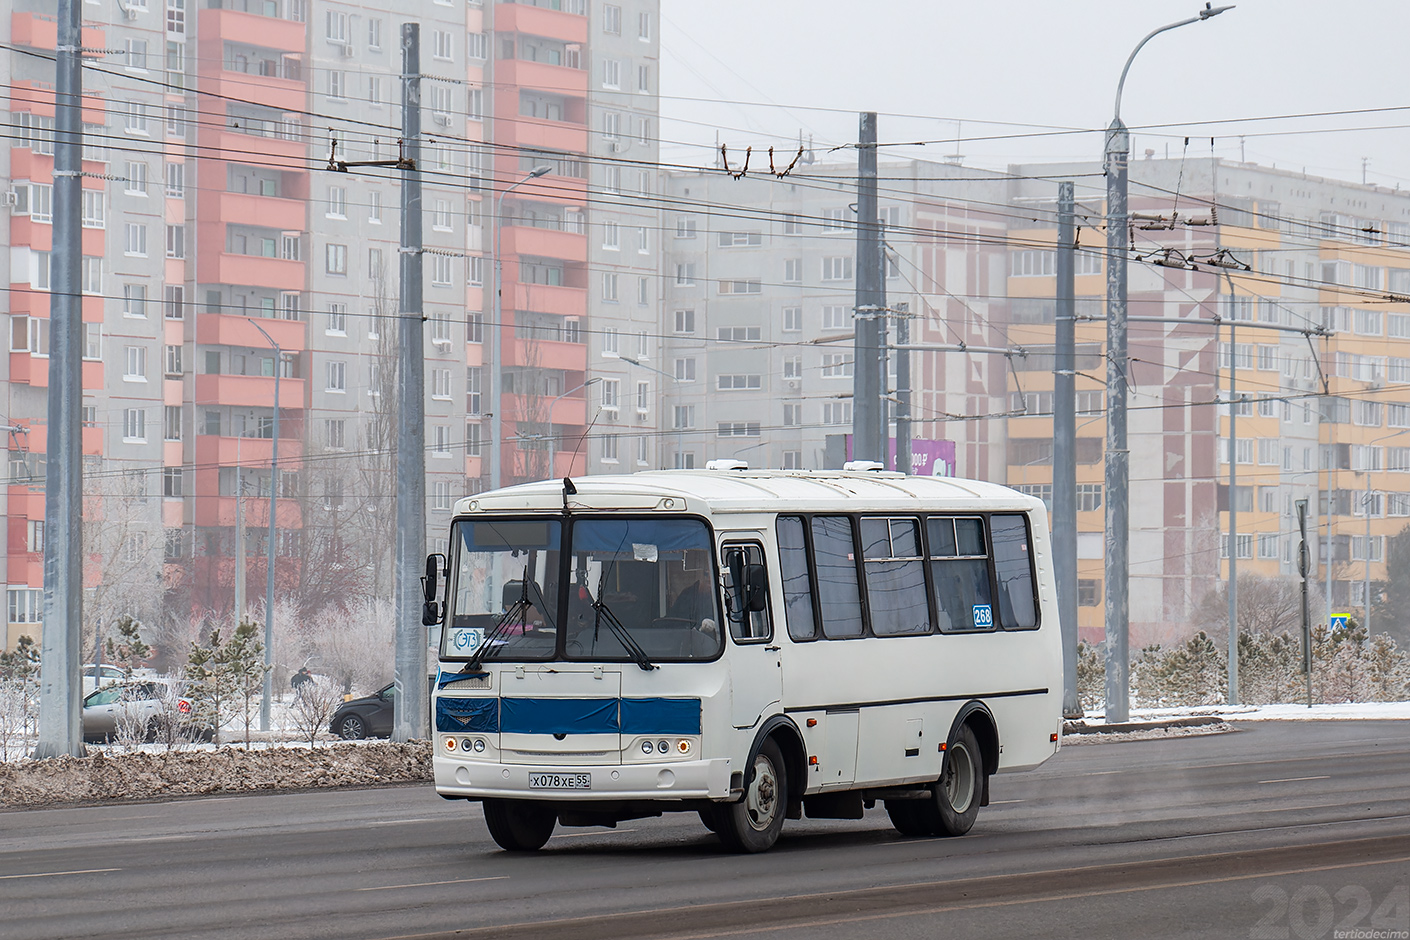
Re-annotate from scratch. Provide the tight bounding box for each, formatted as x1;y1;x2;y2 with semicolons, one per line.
81;678;211;743
81;664;126;696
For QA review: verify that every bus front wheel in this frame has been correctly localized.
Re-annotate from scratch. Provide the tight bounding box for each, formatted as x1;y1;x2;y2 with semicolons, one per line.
709;738;787;853
483;799;557;852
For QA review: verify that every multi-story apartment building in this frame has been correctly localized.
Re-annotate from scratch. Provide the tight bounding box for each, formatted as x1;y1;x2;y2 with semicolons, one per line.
658;160;1014;477
2;0;660;656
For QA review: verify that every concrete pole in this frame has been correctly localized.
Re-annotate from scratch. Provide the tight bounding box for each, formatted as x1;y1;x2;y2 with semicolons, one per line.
1102;117;1131;724
1364;467;1372;633
1053;182;1080;717
394;23;428;741
234;461;245;633
877;224;889;462
896;306;911;474
34;0;85;759
852;112;882;462
1227;313;1239;705
248;321;280;731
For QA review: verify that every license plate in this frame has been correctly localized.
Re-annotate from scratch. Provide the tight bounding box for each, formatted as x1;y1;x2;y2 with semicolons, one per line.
529;772;591;790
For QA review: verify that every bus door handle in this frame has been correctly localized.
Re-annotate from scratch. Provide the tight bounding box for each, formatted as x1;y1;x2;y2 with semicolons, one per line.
764;645;780;652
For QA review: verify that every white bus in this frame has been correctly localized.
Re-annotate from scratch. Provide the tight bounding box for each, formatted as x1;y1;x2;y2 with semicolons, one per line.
423;466;1063;853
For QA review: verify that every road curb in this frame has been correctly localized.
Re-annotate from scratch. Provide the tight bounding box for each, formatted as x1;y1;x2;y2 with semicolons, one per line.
1063;715;1229;735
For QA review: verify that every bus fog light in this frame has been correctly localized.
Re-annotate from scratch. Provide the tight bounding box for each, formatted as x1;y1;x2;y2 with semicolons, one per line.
677;739;691;755
657;740;670;754
472;738;486;753
641;740;654;755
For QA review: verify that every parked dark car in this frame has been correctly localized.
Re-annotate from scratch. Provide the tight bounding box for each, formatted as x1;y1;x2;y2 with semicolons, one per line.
329;683;395;739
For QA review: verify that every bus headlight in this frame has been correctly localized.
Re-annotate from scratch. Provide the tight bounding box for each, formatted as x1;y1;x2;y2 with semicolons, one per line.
641;740;655;755
472;738;486;753
657;740;670;754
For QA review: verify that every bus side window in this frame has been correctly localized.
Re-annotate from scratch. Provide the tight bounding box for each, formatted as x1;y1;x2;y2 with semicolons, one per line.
991;514;1039;629
777;516;817;641
927;516;993;633
810;515;865;639
722;543;772;643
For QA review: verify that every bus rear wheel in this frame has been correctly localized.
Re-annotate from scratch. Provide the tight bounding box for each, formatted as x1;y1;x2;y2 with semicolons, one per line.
886;724;985;838
483;799;557;852
710;738;787;853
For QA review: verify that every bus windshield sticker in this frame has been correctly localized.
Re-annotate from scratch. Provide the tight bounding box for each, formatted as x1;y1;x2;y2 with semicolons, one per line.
633;543;659;563
973;604;993;628
448;627;484;654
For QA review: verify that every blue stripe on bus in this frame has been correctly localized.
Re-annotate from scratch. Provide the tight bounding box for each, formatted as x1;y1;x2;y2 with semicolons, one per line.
621;697;701;735
435;697;499;733
500;698;621;735
434;697;704;736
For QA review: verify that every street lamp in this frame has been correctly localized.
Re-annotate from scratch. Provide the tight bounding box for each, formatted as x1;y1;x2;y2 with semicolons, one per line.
490;165;554;492
1103;3;1232;723
248;318;280;733
546;377;601;480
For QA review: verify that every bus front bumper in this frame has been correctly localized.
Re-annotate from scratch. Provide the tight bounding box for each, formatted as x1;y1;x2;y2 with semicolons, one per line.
433;755;734;801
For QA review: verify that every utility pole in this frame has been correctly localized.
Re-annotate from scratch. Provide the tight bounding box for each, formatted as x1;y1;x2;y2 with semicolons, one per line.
394;23;428;741
34;0;85;759
895;302;912;474
1226;308;1240;706
234;464;245;632
1103;111;1131;724
877;222;890;462
1295;498;1313;707
248;320;280;732
1053;182;1080;717
853;112;882;463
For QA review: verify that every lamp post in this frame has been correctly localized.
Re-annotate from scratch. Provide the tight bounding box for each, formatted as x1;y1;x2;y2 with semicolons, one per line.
1103;3;1232;723
491;165;554;492
545;377;601;480
248;319;280;732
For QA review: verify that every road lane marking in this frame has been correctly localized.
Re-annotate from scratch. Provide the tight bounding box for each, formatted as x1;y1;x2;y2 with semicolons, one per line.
1259;775;1332;784
553;828;638;838
989;800;1024;804
357;876;508;892
366;817;448;826
0;868;120;881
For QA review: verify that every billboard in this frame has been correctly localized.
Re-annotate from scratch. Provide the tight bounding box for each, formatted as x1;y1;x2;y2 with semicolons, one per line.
844;437;956;477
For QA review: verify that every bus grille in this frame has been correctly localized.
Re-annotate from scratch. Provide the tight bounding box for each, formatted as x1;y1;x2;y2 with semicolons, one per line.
441;675;492;690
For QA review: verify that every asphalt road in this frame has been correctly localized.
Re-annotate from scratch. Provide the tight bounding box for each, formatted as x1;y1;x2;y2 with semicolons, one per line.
2;720;1408;940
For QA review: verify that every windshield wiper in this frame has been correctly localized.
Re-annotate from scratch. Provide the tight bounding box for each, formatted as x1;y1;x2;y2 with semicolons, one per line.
468;581;532;671
590;599;656;671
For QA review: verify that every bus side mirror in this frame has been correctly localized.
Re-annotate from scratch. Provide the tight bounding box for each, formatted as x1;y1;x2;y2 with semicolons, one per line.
421;553;446;626
744;564;768;612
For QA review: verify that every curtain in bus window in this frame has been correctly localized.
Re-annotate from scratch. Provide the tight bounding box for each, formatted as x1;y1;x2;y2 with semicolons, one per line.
776;516;817;641
926;517;993;633
991;514;1038;629
860;517;930;636
810;516;864;638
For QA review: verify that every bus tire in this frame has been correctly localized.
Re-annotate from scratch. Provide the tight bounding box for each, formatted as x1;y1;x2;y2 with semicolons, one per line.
712;738;787;853
698;809;721;833
483;799;556;852
935;724;984;837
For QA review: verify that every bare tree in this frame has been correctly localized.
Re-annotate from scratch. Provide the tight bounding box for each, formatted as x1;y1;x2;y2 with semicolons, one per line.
288;675;344;747
83;467;165;666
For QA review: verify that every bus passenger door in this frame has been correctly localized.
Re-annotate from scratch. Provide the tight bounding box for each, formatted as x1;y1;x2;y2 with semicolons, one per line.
721;542;781;729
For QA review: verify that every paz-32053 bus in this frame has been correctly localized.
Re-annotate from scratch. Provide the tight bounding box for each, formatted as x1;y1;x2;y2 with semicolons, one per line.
422;466;1063;853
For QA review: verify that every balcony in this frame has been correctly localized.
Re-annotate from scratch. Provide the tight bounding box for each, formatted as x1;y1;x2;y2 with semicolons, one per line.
199;9;304;53
201;125;307;166
502;393;586;428
197;312;307;351
496;106;588;156
200;250;305;292
503;226;587;263
511;283;584;318
195;434;304;468
199;70;305;114
494;3;588;43
497;59;587;96
194;495;302;529
20;424;104;456
8;150;111;187
195;373;306;410
11;12;105;56
8;354;103;389
507;337;585;372
200;190;304;233
7;218;104;256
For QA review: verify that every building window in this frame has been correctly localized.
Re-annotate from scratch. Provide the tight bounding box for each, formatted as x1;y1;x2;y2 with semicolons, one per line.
124;345;148;382
125;101;149;135
1078;579;1100;606
674;309;695;334
326;360;346;392
601;273;619;302
602;327;620;356
601;433;620;463
782;306;803;332
466;422;482;457
433;29;453;60
822;401;852;425
326;243;347;275
432;255;453;286
718;279;762;295
822;305;849;330
784;259;803;283
467;312;484;344
467;367;482;415
431;368;452;400
123;409;147;442
326;419;346;450
718;374;762;391
164;161;184;197
674;358;696;382
328;70;346;100
821;257;853;281
432;481;452;511
636;381;650;412
673;405;696;429
821;353;853;378
467;31;486;60
123;284;148;318
783;403;802;426
164;344;182;377
81;257;102;294
433;199;452;231
676;217;697;239
717;231;763;248
165;224;185;259
432;425;451;456
326;303;346;335
821;208;847;232
601;58;621;89
603;4;621;34
124;224;148;257
718;422;761;438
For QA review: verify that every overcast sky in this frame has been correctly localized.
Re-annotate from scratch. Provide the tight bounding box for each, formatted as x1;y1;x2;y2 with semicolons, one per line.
658;1;1410;188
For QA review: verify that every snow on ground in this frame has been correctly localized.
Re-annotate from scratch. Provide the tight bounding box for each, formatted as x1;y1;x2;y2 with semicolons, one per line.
1085;701;1410;723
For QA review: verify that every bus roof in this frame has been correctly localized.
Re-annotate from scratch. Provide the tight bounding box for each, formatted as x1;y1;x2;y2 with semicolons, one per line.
454;469;1042;517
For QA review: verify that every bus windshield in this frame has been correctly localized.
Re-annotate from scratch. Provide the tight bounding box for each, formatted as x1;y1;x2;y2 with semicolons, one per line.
444;516;723;663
